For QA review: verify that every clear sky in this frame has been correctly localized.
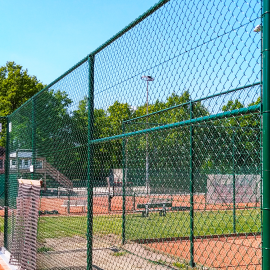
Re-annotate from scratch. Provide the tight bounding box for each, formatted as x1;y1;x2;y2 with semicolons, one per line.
1;0;262;117
0;0;158;85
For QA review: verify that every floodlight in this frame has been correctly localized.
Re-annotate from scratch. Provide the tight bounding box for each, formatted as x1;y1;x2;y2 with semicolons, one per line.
254;24;261;32
141;75;154;81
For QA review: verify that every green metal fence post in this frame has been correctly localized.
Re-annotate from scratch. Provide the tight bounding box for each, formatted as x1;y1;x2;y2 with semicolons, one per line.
67;190;71;214
262;0;270;268
133;191;136;212
32;97;36;180
204;175;207;211
4;117;9;249
189;101;195;267
122;122;126;245
16;149;19;177
232;128;236;234
87;54;95;270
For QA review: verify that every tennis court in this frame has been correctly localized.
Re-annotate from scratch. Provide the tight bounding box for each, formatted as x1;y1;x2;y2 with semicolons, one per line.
1;0;268;268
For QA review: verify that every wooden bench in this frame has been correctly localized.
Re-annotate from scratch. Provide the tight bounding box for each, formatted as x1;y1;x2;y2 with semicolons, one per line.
62;200;87;213
137;199;173;217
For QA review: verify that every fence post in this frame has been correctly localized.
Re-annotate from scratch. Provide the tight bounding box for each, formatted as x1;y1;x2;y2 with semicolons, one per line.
262;0;270;268
232;128;236;233
4;117;9;249
67;189;71;214
87;54;95;270
122;122;126;245
32;97;36;180
189;101;195;267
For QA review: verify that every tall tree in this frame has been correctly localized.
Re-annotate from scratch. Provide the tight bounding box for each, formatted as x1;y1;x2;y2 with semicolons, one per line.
0;62;44;115
0;62;45;147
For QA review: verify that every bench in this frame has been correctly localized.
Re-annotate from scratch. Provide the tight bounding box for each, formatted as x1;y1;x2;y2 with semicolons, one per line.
62;200;87;213
137;198;190;217
39;210;59;215
137;199;173;217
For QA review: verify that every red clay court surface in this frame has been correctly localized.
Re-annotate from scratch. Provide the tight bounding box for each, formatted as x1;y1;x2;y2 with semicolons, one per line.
36;194;260;215
0;256;12;270
145;235;261;269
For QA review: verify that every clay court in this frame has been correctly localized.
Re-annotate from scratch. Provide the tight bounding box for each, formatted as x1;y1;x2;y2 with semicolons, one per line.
144;235;261;269
38;193;260;215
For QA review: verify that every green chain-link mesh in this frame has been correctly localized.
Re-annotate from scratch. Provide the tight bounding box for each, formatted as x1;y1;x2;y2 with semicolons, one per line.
1;0;266;269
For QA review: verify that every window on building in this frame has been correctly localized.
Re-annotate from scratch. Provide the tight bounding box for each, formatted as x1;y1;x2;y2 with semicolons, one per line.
36;160;43;169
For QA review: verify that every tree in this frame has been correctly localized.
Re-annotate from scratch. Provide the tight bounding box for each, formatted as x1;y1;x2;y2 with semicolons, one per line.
125;91;209;193
0;62;45;147
198;98;261;174
72;99;133;185
0;62;44;115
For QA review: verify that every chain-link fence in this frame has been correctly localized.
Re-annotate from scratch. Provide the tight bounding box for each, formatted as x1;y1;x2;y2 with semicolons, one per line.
0;116;6;249
1;0;268;269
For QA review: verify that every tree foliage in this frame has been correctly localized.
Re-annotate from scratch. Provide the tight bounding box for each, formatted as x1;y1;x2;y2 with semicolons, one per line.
0;62;44;115
0;62;45;147
0;62;260;190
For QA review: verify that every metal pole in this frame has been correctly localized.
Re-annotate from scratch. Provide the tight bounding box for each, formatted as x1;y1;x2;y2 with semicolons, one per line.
16;149;19;176
91;105;260;145
32;98;36;180
189;101;195;267
146;81;149;195
133;192;136;212
4;117;9;249
205;173;207;211
108;192;111;213
87;54;95;270
232;128;236;234
262;0;270;268
67;189;70;214
122;122;126;245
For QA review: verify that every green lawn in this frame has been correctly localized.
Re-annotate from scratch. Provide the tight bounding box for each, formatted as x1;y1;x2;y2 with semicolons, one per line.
36;209;261;241
0;217;4;234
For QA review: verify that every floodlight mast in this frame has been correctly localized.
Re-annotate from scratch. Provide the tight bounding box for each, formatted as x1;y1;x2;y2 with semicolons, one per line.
141;76;154;195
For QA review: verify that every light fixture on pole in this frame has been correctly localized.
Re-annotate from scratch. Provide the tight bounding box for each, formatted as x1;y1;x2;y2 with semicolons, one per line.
141;75;154;195
253;24;261;32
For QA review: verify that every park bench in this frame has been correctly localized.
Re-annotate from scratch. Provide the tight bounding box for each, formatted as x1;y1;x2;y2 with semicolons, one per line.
137;198;190;217
62;199;87;213
39;210;59;215
137;199;173;217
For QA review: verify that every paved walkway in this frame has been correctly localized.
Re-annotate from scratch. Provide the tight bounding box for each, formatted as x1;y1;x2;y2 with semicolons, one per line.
0;256;11;270
0;250;17;270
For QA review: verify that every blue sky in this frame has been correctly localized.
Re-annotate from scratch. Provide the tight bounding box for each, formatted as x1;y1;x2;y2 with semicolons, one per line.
1;0;262;118
0;0;158;85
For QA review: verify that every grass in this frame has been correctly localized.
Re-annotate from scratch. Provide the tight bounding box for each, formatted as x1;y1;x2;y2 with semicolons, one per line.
151;259;187;269
36;209;260;241
173;262;186;269
0;217;4;233
37;216;88;239
37;246;54;253
112;251;127;256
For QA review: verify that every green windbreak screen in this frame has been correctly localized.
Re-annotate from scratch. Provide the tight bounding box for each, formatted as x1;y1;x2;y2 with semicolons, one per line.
5;0;263;269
